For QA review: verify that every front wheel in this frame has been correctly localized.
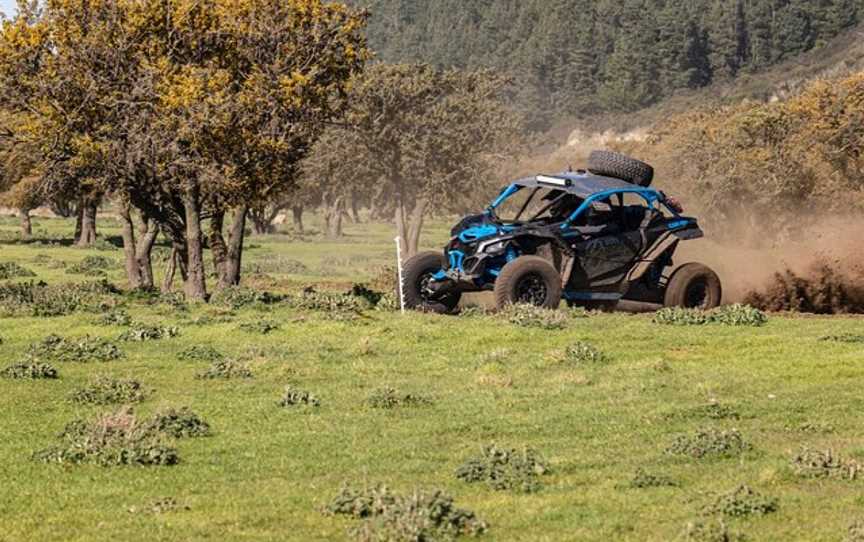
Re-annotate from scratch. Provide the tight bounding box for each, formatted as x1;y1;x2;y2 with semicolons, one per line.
494;256;562;310
664;263;722;309
401;251;461;313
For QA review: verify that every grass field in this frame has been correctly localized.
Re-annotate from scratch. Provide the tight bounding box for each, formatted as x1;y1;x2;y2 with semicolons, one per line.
1;214;864;542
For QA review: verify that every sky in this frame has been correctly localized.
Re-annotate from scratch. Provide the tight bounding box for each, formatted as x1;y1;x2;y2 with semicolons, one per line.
0;0;15;18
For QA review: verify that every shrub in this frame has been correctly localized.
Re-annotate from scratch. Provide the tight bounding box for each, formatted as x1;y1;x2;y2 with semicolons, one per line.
625;468;677;489
325;485;487;541
146;407;210;438
95;309;133;326
455;444;550;493
666;429;751;459
373;292;400;312
289;289;368;314
349;283;384;306
0;261;36;279
710;304;768;326
680;519;745;542
1;361;58;379
501;304;568;330
695;402;740;420
791;447;863;480
66;255;115;274
70;376;147;405
366;387;431;409
564;341;605;363
0;280;120;317
704;484;778;518
238;320;280;334
211;286;284;309
195;359;253;380
118;323;179;342
178;345;225;362
34;408;177;466
652;307;710;326
27;334;124;363
278;386;321;407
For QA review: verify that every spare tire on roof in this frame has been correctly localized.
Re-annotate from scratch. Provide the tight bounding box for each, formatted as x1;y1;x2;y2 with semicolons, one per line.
587;150;654;187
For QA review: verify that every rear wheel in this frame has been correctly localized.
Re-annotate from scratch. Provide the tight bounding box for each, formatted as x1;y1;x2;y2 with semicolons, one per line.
401;251;461;313
664;263;722;309
494;256;562;310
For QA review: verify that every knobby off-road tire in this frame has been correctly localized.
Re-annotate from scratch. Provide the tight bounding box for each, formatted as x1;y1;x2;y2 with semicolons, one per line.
664;262;722;309
587;150;655;187
494;256;563;310
401;251;461;314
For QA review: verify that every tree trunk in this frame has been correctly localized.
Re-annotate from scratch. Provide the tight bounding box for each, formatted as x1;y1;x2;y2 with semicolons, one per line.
162;246;178;293
406;198;427;257
76;201;98;247
119;203;143;289
209;210;228;281
135;217;158;290
218;205;247;289
19;208;32;238
74;205;83;243
395;193;410;258
350;191;361;224
249;207;277;234
291;205;304;234
325;195;345;238
183;189;207;301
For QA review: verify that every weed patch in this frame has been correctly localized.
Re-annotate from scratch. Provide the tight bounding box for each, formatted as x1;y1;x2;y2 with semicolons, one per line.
95;309;133;326
278;386;320;407
455;444;550;493
325;485;487;541
564;341;606;364
791;447;863;480
211;286;284;309
501;304;568;330
666;429;751;459
680;518;746;542
34;408;177;466
196;359;253;380
704;484;778;518
0;280;120;317
178;345;225;362
118;323;179;341
819;334;864;344
238;320;280;334
66;255;115;275
146;407;210;438
128;497;190;514
623;468;677;489
289;289;368;315
0;261;36;279
1;361;58;379
69;376;147;405
366;387;432;409
28;334;124;363
653;305;767;326
243;255;308;275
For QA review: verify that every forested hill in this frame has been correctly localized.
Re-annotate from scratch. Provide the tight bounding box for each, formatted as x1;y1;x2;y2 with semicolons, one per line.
355;0;864;128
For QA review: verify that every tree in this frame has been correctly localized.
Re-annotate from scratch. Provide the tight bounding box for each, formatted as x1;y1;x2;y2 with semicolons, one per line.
333;63;520;257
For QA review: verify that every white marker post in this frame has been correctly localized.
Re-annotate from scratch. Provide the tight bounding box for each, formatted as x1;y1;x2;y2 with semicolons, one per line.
394;236;406;314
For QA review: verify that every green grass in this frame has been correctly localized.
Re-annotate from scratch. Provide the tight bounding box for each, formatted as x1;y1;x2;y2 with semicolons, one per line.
1;214;864;541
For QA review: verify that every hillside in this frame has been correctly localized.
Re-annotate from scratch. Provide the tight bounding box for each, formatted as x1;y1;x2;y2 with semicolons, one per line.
355;0;864;128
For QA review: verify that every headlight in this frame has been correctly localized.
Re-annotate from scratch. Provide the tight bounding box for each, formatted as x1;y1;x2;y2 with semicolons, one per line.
483;241;508;254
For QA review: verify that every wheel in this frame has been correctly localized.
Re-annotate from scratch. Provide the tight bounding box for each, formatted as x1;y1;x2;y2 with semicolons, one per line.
400;251;461;313
587;150;655;187
494;256;563;310
664;263;722;309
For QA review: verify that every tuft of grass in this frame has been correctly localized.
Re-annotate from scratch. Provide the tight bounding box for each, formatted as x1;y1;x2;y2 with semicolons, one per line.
69;376;147;405
366;387;432;409
820;334;864;344
455;444;550;493
195;359;253;380
118;323;179;341
791;447;863;480
325;485;487;541
27;334;124;363
66;255;115;274
238;320;281;334
177;345;225;362
278;386;320;407
704;484;779;518
95;309;133;326
563;341;606;364
652;307;710;326
210;286;284;310
1;361;58;379
666;429;751;459
501;304;568;330
0;261;36;279
146;407;210;438
34;408;177;467
680;518;746;542
128;497;190;515
623;468;677;489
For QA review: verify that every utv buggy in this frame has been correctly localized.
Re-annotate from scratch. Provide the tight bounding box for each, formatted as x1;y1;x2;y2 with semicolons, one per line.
401;151;722;313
